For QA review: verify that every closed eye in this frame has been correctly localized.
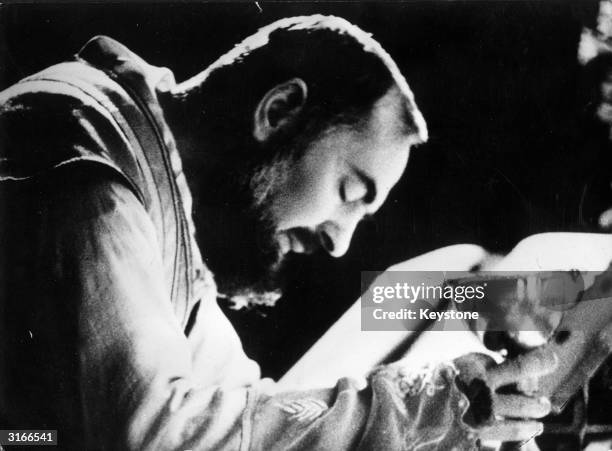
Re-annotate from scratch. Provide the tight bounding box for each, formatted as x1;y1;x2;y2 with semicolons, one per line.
351;166;377;204
340;176;368;203
341;167;377;205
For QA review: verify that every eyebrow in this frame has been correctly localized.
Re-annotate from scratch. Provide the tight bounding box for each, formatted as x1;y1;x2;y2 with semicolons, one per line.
352;166;377;205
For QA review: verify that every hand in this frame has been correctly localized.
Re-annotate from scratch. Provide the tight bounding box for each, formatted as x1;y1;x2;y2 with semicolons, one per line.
455;348;558;443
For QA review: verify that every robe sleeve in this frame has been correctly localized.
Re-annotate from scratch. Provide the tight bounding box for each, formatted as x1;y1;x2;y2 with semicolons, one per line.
44;171;480;450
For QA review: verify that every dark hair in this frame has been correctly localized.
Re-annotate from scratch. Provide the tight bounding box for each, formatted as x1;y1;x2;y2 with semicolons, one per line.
176;15;427;148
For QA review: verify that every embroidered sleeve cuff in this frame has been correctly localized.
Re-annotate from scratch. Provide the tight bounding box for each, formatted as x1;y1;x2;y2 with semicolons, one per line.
453;353;497;429
368;362;481;450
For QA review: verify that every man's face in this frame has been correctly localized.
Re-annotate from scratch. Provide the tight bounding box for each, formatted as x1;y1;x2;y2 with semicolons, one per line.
209;86;416;307
268;87;413;259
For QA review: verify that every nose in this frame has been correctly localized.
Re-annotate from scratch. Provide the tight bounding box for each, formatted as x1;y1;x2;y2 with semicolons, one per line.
318;213;361;258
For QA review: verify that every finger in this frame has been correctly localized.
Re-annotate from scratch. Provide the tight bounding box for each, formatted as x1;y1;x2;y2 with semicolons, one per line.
479;420;543;442
516;376;539;396
494;394;551;419
503;439;542;451
489;348;558;388
520;439;542;451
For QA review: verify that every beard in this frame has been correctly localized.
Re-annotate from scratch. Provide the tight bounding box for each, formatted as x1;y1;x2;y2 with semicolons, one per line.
191;127;309;310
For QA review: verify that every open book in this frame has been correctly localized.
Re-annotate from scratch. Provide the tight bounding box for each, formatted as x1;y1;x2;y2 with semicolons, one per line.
279;232;612;413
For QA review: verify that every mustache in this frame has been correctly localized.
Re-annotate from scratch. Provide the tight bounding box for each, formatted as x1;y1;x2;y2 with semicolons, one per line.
288;227;322;255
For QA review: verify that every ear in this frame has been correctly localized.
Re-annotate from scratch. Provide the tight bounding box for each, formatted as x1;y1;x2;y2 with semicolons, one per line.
253;78;308;142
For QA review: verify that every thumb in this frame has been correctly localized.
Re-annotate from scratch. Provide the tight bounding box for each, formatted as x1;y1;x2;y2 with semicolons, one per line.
488;348;558;389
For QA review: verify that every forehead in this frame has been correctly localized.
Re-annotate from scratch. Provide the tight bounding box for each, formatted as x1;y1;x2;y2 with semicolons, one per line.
341;88;415;190
363;85;416;142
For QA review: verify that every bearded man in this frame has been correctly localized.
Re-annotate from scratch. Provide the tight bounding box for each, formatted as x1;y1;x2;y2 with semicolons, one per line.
0;15;554;450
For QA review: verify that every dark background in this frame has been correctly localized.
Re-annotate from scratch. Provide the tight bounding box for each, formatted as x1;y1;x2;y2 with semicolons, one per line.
1;1;608;379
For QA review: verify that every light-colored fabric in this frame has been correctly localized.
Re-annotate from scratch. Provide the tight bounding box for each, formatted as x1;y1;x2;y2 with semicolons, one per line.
0;36;480;450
